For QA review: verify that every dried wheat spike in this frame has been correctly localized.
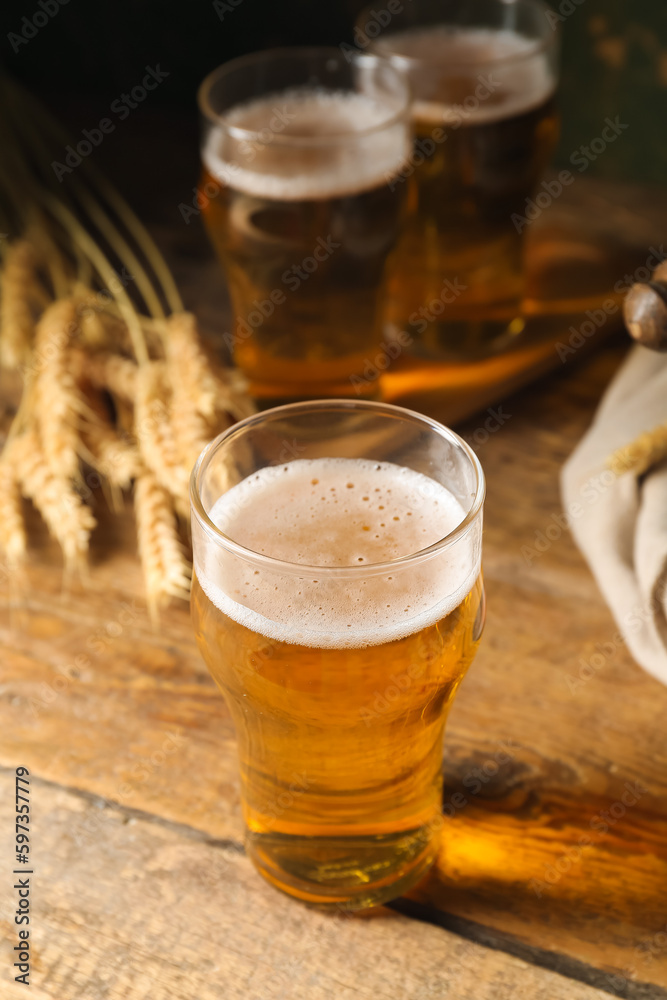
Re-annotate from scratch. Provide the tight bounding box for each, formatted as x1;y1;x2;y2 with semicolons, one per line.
83;413;143;490
14;428;96;571
33;299;89;480
166;312;220;418
0;452;27;567
0;240;39;368
135;361;189;503
166;318;214;472
608;424;667;478
77;350;138;403
166;311;254;423
134;472;191;621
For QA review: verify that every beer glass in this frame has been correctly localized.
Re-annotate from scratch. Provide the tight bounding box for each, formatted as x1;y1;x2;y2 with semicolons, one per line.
358;0;560;359
197;49;411;403
190;399;485;909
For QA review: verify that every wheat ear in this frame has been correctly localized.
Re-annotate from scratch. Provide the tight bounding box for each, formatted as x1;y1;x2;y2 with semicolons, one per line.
72;348;138;404
162;314;216;471
608;424;667;478
0;451;27;567
166;312;219;417
79;391;142;491
134;472;191;621
14;428;96;571
33;299;91;480
134;361;189;506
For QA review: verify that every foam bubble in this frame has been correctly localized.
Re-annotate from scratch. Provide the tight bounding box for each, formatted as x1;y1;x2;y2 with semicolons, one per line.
375;27;556;125
203;88;410;200
195;458;480;649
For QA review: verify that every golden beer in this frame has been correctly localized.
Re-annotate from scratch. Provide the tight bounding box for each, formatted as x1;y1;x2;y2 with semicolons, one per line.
370;15;560;358
191;441;485;908
198;52;410;402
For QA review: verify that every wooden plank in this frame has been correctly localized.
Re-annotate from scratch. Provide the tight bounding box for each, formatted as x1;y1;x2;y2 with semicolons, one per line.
2;344;667;993
0;772;618;1000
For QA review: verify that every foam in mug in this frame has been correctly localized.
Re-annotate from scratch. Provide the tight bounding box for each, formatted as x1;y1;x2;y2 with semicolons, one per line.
203;88;410;201
375;26;556;126
196;458;480;649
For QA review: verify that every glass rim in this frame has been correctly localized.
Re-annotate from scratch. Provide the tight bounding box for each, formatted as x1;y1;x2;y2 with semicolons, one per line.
356;0;559;70
197;46;411;147
190;399;485;577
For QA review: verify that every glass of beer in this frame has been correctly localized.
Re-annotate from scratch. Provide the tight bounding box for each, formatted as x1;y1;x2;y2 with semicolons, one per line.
197;49;411;403
357;0;560;359
190;399;485;909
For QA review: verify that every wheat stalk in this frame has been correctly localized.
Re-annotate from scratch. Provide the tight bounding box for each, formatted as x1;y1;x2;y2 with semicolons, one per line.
79;391;142;491
33;299;94;481
135;361;189;506
0;80;255;613
72;348;138;403
13;428;96;572
0;239;38;368
134;472;191;622
166;312;219;417
0;453;26;567
164;313;218;471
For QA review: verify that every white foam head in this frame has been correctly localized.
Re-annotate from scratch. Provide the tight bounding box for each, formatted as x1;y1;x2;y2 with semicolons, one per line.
202;88;411;200
194;458;481;649
375;27;556;125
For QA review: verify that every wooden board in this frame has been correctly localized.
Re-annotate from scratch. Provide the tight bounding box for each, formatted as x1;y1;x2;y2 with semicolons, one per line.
0;773;619;1000
4;172;667;998
2;344;667;998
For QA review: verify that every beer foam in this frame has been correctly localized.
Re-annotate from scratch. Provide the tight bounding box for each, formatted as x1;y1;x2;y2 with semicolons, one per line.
375;27;556;125
203;88;410;200
196;458;480;649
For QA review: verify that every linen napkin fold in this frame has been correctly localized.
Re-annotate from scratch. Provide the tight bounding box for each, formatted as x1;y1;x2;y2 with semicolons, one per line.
561;345;667;685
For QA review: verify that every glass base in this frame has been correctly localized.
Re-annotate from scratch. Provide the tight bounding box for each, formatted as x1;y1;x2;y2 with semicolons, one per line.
246;825;439;910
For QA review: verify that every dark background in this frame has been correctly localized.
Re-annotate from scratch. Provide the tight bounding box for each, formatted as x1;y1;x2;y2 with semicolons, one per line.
0;0;665;227
2;1;667;163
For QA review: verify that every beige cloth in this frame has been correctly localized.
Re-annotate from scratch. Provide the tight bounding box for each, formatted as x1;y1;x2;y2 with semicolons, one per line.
561;346;667;685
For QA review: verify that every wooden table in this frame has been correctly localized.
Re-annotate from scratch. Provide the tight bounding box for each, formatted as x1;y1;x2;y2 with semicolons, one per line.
2;176;667;1000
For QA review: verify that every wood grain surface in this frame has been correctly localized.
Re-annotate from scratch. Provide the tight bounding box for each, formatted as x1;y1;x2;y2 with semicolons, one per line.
0;774;621;1000
3;176;667;999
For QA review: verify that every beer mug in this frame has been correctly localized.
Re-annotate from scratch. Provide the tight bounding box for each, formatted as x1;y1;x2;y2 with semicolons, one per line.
191;399;485;908
357;0;560;359
197;49;412;403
